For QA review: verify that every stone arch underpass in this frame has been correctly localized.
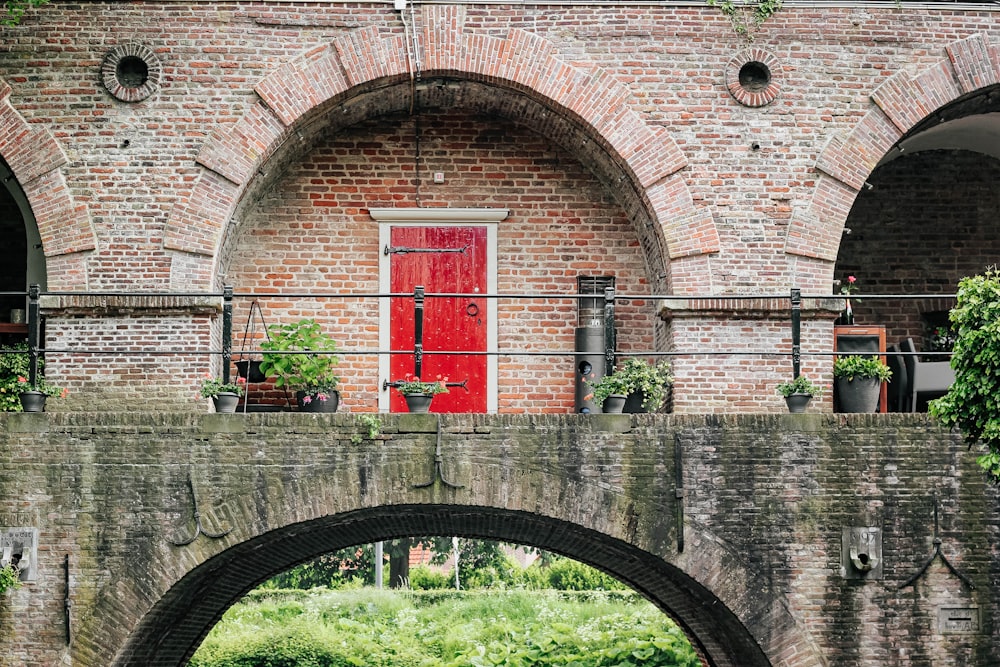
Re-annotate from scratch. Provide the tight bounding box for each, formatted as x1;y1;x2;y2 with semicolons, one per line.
5;412;996;666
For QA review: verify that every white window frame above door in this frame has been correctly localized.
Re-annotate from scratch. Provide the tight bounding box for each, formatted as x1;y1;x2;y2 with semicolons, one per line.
371;208;508;414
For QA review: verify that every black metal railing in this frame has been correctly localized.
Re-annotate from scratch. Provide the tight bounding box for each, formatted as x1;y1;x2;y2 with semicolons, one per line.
1;284;957;390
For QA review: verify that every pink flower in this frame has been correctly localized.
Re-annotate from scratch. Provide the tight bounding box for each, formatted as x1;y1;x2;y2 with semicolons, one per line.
316;393;329;402
302;395;312;404
847;275;856;284
17;376;27;384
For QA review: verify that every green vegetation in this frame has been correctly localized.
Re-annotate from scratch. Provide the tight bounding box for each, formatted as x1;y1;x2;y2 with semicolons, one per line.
832;355;891;382
0;344;31;412
930;268;1000;480
189;588;700;667
0;563;21;594
706;0;782;41
1;0;47;26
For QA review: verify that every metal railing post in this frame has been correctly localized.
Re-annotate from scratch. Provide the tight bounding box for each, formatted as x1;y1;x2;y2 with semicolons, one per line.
413;285;425;378
222;285;233;384
791;288;801;378
27;284;40;385
603;285;616;372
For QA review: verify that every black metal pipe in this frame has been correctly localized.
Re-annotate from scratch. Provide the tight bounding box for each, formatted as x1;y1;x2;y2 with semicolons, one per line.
791;288;801;378
603;285;616;372
413;285;425;378
222;285;233;384
27;284;40;385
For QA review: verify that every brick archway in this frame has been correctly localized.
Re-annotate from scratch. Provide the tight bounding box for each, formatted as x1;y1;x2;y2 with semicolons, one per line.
789;33;1000;290
110;507;818;667
0;79;96;289
163;5;719;293
56;415;835;667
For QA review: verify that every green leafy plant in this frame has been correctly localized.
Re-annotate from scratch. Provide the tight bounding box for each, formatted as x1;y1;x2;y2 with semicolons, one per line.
351;414;382;445
1;0;48;27
0;563;21;594
259;318;340;398
833;355;891;382
394;373;449;396
930;269;1000;480
199;375;246;398
15;375;66;399
776;374;821;397
587;358;673;410
706;0;782;41
0;344;31;412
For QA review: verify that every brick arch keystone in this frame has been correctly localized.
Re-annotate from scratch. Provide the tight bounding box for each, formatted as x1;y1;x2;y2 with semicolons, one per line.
0;79;96;286
164;6;718;289
789;33;999;265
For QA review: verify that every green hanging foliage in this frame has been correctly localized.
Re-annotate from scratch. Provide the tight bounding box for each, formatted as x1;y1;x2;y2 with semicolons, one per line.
1;0;48;26
929;268;1000;481
706;0;783;41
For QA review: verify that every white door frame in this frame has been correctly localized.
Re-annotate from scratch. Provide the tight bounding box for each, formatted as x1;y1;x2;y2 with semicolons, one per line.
371;208;508;413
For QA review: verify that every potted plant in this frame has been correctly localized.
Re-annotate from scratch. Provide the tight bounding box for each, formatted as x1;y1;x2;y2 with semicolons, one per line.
776;374;821;413
393;374;448;413
833;355;891;413
587;358;673;414
199;374;246;413
15;375;66;413
259;318;341;413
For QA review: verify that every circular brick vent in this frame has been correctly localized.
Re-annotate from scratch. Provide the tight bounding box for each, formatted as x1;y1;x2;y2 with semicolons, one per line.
726;48;781;108
102;43;161;103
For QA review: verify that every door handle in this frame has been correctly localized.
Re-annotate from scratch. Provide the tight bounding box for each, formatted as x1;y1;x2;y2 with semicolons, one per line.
466;302;479;317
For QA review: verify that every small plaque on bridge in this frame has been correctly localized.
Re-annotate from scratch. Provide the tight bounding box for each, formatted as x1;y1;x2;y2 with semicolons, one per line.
937;607;980;634
0;527;38;582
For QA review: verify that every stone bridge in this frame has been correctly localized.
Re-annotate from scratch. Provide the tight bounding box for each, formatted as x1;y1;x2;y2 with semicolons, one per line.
0;412;996;666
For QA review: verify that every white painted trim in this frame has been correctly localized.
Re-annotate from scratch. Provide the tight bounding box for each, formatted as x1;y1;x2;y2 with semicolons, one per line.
375;210;506;413
369;208;509;224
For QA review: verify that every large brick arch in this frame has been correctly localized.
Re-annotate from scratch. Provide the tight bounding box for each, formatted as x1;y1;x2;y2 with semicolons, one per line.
163;5;718;292
108;512;819;667
0;79;96;289
790;33;999;286
69;416;831;667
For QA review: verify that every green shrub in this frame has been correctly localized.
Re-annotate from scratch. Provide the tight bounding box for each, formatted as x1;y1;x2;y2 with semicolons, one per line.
190;588;699;667
0;344;31;412
930;268;1000;480
542;557;626;591
408;565;451;590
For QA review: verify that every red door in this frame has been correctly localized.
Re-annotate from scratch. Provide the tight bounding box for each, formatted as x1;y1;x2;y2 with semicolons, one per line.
389;226;487;413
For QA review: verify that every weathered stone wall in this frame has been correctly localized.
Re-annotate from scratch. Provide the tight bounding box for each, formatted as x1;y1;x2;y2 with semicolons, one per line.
0;413;996;666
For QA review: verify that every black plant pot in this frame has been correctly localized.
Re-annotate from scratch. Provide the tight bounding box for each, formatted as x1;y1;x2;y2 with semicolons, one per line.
235;360;267;383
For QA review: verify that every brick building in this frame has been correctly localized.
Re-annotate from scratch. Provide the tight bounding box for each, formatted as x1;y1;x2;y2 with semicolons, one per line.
1;1;999;414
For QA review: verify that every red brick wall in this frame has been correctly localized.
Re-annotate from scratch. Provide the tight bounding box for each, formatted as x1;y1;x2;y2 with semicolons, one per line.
227;112;652;413
0;4;995;411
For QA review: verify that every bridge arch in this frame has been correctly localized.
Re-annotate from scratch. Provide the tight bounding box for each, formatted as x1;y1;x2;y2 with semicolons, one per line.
60;414;832;667
111;506;821;667
163;5;718;293
792;33;1000;290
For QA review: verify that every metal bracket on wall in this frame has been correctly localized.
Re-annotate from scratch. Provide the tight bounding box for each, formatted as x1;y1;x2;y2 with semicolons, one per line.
170;471;233;547
413;416;464;490
898;498;974;590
